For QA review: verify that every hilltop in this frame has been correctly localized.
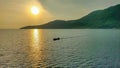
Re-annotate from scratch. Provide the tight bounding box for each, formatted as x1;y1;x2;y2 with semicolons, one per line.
21;4;120;29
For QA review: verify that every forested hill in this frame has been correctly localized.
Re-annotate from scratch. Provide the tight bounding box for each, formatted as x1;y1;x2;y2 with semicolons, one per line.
21;4;120;29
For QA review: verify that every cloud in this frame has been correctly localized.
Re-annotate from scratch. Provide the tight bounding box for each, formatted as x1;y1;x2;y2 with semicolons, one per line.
39;0;89;19
39;0;120;20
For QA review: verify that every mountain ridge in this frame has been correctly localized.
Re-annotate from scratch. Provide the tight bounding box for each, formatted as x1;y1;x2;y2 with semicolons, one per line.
21;4;120;29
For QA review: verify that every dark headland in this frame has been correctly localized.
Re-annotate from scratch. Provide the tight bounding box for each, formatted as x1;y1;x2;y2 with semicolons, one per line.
21;4;120;29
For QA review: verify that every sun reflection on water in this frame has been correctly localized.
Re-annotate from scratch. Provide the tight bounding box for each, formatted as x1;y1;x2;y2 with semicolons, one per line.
29;29;43;67
33;29;39;44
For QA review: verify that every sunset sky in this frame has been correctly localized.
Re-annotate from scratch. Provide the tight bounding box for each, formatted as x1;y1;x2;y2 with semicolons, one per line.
0;0;120;29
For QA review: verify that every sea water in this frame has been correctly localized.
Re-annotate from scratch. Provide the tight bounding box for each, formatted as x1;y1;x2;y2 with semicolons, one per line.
0;29;120;68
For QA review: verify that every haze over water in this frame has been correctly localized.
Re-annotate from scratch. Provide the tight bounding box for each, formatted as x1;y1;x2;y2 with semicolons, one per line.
0;29;120;68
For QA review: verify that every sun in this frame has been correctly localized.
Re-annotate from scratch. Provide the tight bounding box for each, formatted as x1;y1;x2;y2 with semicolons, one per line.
31;6;40;15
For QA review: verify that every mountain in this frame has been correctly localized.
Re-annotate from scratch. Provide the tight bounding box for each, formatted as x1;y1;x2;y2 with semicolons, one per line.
21;4;120;29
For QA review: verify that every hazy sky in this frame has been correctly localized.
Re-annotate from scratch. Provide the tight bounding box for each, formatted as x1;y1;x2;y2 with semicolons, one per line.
40;0;120;20
0;0;120;29
0;0;53;29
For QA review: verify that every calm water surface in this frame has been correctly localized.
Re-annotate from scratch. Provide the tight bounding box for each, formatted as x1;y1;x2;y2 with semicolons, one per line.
0;29;120;68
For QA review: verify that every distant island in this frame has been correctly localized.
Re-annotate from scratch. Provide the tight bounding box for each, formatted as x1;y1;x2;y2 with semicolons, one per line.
21;4;120;29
